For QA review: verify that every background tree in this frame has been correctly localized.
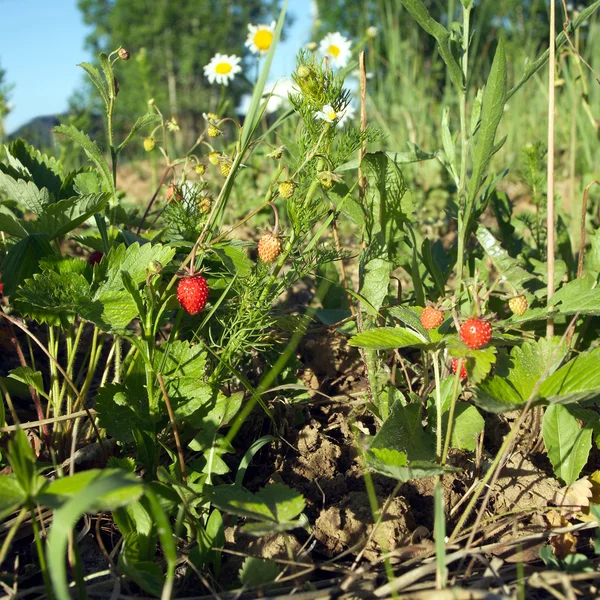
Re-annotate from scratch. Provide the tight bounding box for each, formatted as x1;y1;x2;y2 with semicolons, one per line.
77;0;282;147
0;61;13;143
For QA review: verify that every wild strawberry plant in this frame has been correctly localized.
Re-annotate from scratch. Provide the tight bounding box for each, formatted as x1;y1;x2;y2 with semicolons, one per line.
0;0;599;596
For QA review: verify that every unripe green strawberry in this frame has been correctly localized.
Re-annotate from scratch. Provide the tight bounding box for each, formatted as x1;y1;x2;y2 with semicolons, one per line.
508;295;528;316
220;159;232;177
460;318;493;350
208;151;221;165
177;274;209;315
420;306;444;330
258;233;282;264
143;137;156;152
451;358;467;379
278;180;296;199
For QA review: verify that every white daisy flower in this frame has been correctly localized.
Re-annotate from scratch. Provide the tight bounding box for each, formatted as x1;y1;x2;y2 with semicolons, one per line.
203;53;242;86
315;104;340;123
319;32;352;69
337;104;356;128
245;21;276;54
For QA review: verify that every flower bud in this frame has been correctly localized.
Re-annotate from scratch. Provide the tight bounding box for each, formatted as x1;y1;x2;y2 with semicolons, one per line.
207;125;222;138
143;137;156;152
208;151;221;165
194;164;206;176
147;260;163;274
118;47;131;61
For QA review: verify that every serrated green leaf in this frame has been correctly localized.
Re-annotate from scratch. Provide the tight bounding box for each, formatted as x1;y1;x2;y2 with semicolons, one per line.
549;277;600;316
168;381;213;420
239;557;281;586
472;376;524;413
154;340;207;381
100;242;175;292
38;192;110;239
78;62;110;111
360;258;391;312
507;338;567;401
328;183;364;227
0;172;51;214
8;367;47;401
204;483;304;525
543;404;592;485
0;233;55;297
539;348;600;404
349;326;426;350
450;405;484;451
15;270;91;325
8;139;63;196
389;306;430;339
213;244;253;277
366;449;448;481
53;124;114;197
0;205;28;237
95;384;150;443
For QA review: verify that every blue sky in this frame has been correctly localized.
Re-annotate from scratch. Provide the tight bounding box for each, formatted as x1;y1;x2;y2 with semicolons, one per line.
0;0;313;134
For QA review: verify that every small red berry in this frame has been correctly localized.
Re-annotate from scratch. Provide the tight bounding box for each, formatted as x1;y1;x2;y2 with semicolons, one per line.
420;306;444;330
0;282;3;295
88;251;103;266
508;295;528;316
460;318;493;350
177;274;209;315
451;358;467;379
257;233;282;264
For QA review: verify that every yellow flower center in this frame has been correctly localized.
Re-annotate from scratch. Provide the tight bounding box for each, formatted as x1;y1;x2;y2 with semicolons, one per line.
326;110;338;120
254;29;274;51
328;44;341;57
215;62;232;75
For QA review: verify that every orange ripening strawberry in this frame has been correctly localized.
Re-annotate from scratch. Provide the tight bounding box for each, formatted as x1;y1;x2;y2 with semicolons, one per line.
420;306;444;330
177;274;209;315
459;318;492;350
258;233;282;264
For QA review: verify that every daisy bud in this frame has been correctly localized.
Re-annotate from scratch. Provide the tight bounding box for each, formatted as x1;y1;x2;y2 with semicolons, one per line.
366;26;378;38
267;145;285;160
306;41;318;51
118;47;131;61
194;164;206;176
143;137;156;152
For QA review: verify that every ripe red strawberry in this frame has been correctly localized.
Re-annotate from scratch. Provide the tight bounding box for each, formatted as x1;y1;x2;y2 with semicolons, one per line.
508;295;527;316
460;318;492;350
258;233;282;264
88;251;103;266
451;358;467;379
420;306;444;330
177;274;209;315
